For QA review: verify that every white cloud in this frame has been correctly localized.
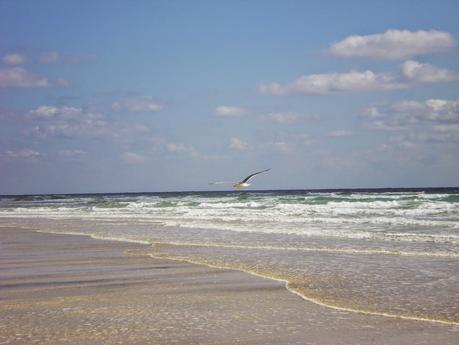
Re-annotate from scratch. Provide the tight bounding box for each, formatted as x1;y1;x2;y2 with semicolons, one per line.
5;149;41;159
0;67;49;88
59;149;85;157
362;106;384;119
215;106;246;117
121;152;145;164
27;105;82;120
2;53;28;65
166;143;194;154
328;29;456;59
29;120;107;139
362;98;459;144
270;141;290;153
163;141;203;159
120;123;150;135
39;51;59;64
401;60;459;83
362;99;459;128
392;99;459;122
25;105;149;140
112;96;162;113
229;137;248;151
393;138;418;149
151;138;215;159
263;112;301;124
38;51;88;64
364;120;408;131
433;123;459;142
434;124;459;132
328;130;353;137
258;70;402;95
389;129;459;145
258;60;459;95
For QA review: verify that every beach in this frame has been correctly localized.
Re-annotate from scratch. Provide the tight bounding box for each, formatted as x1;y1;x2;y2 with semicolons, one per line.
0;226;457;345
2;0;458;342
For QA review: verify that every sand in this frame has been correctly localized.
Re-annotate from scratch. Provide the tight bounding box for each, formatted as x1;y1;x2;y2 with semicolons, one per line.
0;226;457;345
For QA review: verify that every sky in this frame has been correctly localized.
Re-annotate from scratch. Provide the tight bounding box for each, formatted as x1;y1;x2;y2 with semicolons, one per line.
1;0;458;194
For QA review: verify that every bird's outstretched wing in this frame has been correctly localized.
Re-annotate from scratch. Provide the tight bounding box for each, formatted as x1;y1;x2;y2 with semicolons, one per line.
241;169;270;183
209;181;235;185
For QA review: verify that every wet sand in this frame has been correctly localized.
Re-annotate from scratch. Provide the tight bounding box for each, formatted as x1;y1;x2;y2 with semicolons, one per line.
0;227;457;345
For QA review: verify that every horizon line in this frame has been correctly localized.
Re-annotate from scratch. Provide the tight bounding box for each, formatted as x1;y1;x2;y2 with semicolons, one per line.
1;186;458;197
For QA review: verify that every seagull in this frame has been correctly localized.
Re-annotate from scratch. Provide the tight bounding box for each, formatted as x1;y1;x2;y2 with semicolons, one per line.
210;169;270;189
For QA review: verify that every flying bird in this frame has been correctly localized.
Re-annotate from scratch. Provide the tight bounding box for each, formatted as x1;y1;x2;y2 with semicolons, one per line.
210;169;270;189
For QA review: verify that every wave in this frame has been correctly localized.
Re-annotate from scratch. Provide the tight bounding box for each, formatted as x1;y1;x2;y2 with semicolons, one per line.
1;191;458;246
149;240;459;258
1;215;458;244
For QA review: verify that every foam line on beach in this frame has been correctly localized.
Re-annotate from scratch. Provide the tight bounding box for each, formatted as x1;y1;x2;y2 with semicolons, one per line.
152;240;459;258
35;229;151;245
32;229;459;259
32;228;459;326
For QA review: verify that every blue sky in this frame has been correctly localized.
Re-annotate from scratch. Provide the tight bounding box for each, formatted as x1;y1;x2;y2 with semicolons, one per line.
1;0;458;194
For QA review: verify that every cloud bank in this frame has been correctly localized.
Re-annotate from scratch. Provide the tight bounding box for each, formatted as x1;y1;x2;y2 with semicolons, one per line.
4;149;41;159
112;96;162;113
362;98;459;143
0;67;49;88
258;70;402;95
121;152;145;164
328;29;456;59
258;61;459;95
2;53;28;65
263;112;301;124
215;106;246;117
25;105;149;140
401;60;459;83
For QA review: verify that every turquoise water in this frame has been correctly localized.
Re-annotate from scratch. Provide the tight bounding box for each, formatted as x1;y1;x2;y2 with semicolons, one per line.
1;188;458;324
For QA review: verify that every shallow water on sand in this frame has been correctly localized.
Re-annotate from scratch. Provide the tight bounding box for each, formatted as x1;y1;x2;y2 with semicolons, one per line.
1;188;458;323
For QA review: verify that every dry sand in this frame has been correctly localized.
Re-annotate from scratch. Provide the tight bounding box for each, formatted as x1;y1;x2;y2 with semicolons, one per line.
0;226;457;345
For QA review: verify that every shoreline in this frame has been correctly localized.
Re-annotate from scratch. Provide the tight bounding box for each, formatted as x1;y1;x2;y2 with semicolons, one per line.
1;226;458;344
152;253;459;327
35;227;459;326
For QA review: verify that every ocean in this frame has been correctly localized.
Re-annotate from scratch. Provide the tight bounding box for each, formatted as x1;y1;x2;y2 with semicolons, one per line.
1;188;458;324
